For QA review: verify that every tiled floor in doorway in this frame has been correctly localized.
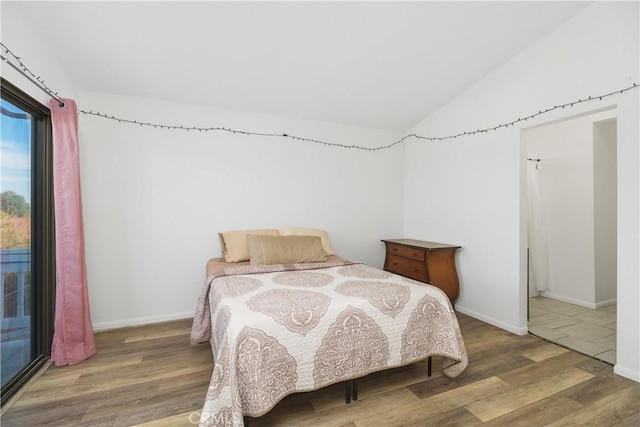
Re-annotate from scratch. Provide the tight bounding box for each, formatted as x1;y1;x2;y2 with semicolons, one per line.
528;296;616;364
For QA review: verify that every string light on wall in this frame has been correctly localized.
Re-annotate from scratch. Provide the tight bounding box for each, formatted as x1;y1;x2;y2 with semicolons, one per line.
1;43;65;107
2;42;638;152
78;109;408;152
78;82;639;151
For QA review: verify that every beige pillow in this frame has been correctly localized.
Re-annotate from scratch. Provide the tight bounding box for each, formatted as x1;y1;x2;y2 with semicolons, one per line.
278;226;335;255
219;229;279;262
247;234;327;265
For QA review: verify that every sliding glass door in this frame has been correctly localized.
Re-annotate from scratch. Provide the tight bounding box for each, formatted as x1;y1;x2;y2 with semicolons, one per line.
1;96;34;388
1;79;54;404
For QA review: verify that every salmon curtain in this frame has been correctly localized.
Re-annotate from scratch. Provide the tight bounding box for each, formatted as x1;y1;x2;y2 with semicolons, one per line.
50;99;96;366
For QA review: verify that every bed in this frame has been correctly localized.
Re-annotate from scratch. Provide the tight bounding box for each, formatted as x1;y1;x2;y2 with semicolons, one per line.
190;229;468;427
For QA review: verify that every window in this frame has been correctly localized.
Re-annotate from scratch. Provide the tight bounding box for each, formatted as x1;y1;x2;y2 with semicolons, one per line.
1;78;55;405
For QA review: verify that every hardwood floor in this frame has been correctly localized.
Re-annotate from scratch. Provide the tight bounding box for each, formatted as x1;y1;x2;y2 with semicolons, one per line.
2;313;638;426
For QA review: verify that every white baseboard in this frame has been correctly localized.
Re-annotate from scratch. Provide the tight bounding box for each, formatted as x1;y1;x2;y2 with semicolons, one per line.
455;305;528;336
539;291;596;309
539;292;617;310
93;311;194;331
614;364;640;383
595;298;617;309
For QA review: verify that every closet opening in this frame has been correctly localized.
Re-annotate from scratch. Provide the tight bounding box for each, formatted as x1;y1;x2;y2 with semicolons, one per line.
522;108;617;365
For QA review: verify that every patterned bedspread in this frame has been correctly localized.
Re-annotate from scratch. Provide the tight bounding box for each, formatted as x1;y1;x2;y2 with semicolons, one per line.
190;259;468;426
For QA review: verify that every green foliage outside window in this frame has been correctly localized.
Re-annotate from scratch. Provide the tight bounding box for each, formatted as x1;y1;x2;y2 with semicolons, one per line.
1;191;31;248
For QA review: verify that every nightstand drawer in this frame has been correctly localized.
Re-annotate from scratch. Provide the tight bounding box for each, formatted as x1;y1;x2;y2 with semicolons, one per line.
386;244;426;261
385;254;428;282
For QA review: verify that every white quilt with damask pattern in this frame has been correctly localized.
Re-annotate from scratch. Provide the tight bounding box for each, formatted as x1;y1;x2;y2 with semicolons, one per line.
190;260;468;426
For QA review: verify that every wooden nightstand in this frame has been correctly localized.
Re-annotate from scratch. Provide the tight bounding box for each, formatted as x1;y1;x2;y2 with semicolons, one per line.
381;239;461;303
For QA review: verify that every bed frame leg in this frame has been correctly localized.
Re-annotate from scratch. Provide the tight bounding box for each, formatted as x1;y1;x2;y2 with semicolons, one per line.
345;379;358;404
427;356;432;377
243;415;249;426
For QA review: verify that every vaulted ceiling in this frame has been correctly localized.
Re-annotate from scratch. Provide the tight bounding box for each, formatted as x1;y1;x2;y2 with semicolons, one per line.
3;1;590;132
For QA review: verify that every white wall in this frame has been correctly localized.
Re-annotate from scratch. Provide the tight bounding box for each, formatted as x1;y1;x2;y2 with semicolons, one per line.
78;91;404;329
0;5;77;105
524;109;616;308
593;118;617;305
615;86;639;383
403;2;639;381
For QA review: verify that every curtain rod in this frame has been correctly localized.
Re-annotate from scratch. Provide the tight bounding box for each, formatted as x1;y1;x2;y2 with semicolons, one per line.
1;53;65;108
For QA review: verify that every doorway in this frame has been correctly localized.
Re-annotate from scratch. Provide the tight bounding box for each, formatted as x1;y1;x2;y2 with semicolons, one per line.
523;109;617;364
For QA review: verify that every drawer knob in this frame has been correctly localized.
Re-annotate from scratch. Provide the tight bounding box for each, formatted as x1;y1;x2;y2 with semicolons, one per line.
392;262;398;266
